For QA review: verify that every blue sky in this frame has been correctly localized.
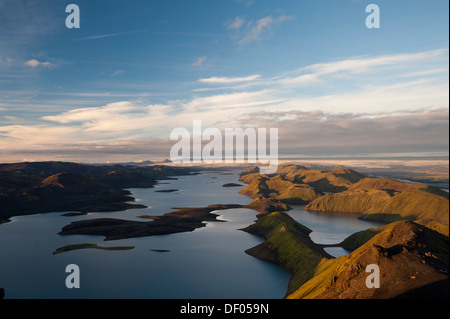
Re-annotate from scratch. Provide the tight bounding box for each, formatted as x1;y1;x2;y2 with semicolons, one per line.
0;0;448;162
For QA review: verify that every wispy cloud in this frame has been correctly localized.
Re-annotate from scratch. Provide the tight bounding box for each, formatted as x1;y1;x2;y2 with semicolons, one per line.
198;74;261;84
401;68;448;78
226;17;245;30
236;108;449;156
1;48;448;161
24;59;54;68
277;48;448;87
229;15;294;46
75;29;151;41
109;70;126;77
192;56;207;67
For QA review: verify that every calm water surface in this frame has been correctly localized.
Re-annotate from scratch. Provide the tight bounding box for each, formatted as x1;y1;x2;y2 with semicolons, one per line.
0;171;290;299
286;207;385;257
0;170;386;298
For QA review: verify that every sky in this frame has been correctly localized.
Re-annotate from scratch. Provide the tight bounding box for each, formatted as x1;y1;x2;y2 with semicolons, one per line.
0;0;448;163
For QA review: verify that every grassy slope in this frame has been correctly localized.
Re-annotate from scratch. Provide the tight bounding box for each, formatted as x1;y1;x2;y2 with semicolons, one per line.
242;166;449;298
242;212;331;295
306;177;449;223
276;164;365;193
240;165;448;223
239;171;322;205
288;220;449;299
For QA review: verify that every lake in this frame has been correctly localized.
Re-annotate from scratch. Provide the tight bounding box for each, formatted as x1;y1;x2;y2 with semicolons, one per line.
0;170;384;298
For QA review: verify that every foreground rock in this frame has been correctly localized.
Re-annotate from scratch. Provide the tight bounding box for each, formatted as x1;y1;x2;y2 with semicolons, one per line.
289;220;449;299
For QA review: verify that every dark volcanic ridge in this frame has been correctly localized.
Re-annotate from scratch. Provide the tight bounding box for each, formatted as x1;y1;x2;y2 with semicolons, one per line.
0;161;198;220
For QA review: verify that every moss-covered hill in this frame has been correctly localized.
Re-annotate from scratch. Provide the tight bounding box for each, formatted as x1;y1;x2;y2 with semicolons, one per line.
305;177;449;223
239;173;322;205
242;212;449;299
275;164;365;192
239;164;449;224
239;164;366;205
287;220;449;299
241;212;331;294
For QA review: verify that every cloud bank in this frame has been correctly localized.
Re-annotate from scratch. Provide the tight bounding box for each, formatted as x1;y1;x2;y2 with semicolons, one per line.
0;48;448;162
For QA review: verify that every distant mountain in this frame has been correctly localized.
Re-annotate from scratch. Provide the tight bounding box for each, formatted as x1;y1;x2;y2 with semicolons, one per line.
98;160;155;166
0;161;196;220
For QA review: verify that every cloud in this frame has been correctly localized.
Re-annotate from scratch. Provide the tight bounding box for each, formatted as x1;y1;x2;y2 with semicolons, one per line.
0;136;175;163
192;56;207;67
198;74;261;84
110;70;126;77
42;101;141;125
278;48;448;87
41;101;176;135
77;32;130;40
1;48;448;162
3;115;22;121
401;68;448;78
235;108;449;156
24;59;53;68
227;15;293;46
2;106;447;162
226;17;245;30
75;29;152;41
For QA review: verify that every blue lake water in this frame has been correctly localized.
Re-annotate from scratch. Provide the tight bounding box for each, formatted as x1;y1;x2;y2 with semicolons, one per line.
286;208;385;257
0;170;384;299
